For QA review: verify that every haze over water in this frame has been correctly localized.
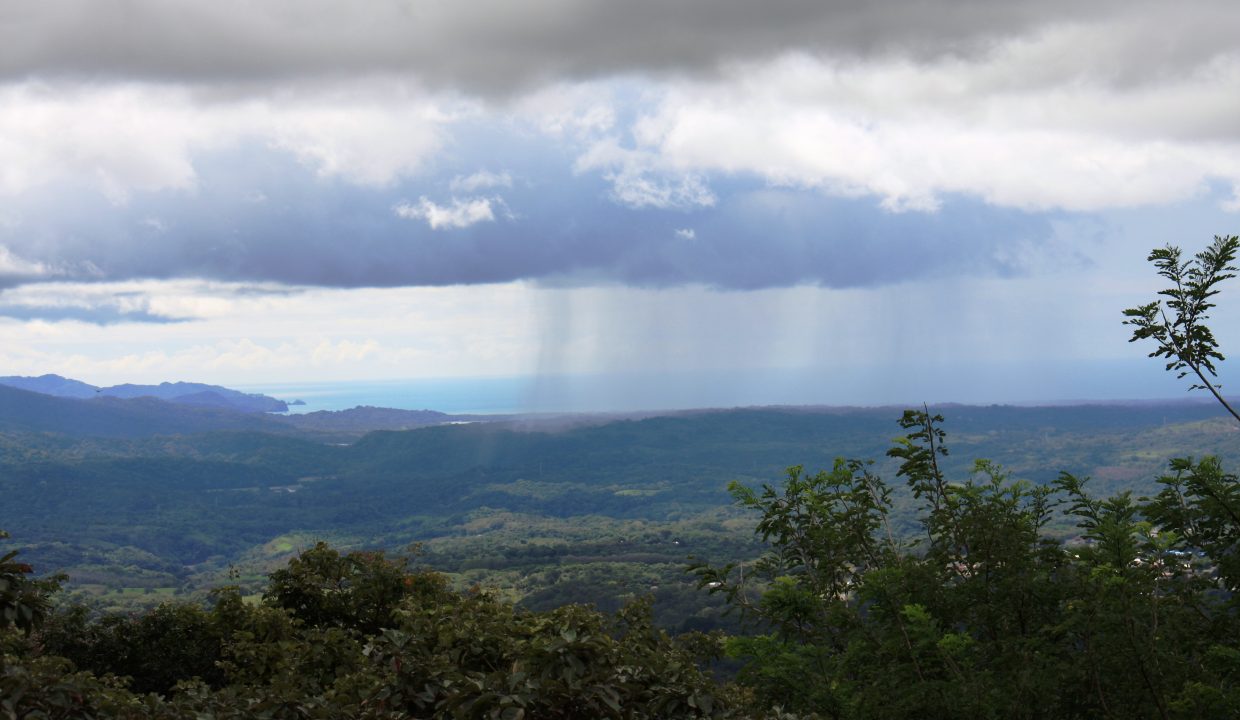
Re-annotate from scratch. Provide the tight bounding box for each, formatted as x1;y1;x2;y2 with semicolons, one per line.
241;359;1198;416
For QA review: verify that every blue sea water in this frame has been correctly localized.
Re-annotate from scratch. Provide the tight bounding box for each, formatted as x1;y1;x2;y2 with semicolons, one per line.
235;377;532;415
239;372;799;416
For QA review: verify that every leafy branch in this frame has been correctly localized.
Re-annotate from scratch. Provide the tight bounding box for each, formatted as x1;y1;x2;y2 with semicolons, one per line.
1123;234;1240;424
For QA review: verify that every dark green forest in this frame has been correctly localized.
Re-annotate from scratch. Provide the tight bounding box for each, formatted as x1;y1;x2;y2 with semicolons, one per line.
3;236;1240;717
5;403;1240;718
4;400;1236;630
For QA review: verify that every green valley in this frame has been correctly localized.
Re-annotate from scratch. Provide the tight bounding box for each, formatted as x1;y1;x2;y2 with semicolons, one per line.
3;394;1236;632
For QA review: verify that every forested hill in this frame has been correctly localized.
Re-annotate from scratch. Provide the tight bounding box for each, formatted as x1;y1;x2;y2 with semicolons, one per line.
0;384;292;437
1;398;1236;628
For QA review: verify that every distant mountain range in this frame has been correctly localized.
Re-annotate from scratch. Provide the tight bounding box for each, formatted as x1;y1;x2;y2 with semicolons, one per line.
0;383;291;438
0;374;288;413
0;374;494;439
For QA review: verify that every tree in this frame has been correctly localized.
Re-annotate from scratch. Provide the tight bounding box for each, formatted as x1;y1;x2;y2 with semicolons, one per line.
263;542;449;635
1123;234;1240;424
694;412;1076;719
0;530;61;636
6;540;739;719
1123;233;1240;608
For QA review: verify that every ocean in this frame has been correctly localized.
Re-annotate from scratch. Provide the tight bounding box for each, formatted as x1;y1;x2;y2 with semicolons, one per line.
237;373;772;416
235;377;532;415
236;372;798;416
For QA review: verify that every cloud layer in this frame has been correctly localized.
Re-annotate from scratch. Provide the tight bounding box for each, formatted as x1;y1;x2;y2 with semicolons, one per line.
0;136;1068;292
0;1;1236;324
5;1;1238;94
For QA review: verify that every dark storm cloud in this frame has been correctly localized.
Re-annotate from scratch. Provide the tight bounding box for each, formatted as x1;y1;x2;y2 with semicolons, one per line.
2;0;1233;94
0;141;1067;307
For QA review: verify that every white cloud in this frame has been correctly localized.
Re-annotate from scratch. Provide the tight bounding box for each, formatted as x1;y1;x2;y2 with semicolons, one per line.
0;80;458;197
263;84;463;186
1224;187;1240;213
607;169;716;210
674;228;695;239
512;83;618;137
0;83;205;199
575;138;717;210
450;170;513;192
621;49;1240;212
0;245;50;278
394;196;498;230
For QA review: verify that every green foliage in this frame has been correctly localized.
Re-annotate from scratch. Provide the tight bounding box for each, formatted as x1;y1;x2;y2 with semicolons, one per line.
0;530;61;636
2;538;738;719
264;542;448;635
698;407;1240;719
0;654;145;720
39;601;225;695
692;459;895;643
360;595;730;719
1143;456;1240;593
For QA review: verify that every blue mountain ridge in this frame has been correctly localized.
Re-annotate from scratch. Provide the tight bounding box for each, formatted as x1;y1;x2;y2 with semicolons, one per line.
0;374;287;413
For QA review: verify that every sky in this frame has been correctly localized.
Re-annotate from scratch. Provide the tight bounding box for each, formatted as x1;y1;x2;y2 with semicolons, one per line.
1;0;1239;411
